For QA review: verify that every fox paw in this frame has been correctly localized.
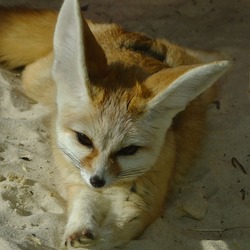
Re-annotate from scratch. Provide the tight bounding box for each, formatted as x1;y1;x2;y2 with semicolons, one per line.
64;228;97;248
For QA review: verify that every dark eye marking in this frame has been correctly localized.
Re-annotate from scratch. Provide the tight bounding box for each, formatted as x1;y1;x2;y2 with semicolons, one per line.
117;145;140;156
76;132;93;148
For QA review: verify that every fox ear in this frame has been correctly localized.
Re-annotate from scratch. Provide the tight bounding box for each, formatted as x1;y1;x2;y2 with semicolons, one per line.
146;60;231;118
52;0;107;108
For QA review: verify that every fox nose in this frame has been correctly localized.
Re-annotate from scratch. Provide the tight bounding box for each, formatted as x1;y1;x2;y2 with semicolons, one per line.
89;175;105;188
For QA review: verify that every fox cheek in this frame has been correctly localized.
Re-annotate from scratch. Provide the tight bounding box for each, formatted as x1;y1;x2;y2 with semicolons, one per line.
108;158;122;177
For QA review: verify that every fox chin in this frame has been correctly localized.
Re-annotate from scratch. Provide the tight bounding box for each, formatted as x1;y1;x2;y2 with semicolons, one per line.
0;0;231;248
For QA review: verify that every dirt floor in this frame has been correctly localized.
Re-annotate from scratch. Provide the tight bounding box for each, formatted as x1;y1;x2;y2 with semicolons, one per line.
0;0;249;249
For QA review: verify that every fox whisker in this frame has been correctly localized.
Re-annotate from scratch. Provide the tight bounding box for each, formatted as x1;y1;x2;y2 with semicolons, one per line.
117;167;148;179
56;143;83;172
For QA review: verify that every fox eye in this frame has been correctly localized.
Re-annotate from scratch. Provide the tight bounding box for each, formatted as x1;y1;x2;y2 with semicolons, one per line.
76;132;93;148
117;145;140;156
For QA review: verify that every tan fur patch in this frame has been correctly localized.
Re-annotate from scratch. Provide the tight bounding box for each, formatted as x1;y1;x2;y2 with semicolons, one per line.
90;70;154;120
81;148;99;170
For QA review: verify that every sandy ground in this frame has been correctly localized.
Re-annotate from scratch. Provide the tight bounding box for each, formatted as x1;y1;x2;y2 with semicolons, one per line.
0;0;249;249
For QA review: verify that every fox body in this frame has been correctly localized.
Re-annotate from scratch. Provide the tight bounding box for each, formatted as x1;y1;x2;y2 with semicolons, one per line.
0;0;231;248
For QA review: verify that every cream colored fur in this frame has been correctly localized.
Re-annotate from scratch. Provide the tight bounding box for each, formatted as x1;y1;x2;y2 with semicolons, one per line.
0;0;231;249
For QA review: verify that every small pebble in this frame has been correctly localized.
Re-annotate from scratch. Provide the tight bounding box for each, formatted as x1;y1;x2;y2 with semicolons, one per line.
182;196;208;220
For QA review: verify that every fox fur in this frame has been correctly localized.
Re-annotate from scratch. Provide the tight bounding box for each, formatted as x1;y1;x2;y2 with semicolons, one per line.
0;0;231;249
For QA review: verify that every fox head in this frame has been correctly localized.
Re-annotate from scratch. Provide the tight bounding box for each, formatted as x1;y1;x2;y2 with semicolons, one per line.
52;0;230;188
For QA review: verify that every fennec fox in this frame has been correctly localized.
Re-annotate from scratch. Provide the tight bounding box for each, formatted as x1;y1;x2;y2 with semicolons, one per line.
0;0;231;248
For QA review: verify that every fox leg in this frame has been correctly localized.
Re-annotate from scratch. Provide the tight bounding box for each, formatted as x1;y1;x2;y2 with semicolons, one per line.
63;185;107;248
21;52;55;106
97;186;154;248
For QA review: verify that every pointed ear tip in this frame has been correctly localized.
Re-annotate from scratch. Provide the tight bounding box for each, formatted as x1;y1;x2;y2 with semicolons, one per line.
195;60;232;77
216;60;232;68
61;0;80;11
210;60;232;72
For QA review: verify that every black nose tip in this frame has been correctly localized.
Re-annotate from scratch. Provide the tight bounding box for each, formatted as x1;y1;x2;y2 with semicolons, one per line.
90;175;105;188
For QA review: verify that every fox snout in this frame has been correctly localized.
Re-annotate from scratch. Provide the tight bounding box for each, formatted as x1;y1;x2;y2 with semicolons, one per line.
80;169;110;189
89;175;106;188
80;151;122;188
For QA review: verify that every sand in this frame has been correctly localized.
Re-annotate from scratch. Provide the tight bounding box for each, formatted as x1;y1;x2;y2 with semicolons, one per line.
0;0;249;249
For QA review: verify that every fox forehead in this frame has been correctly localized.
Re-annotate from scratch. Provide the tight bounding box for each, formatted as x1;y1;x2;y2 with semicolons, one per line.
62;86;155;151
